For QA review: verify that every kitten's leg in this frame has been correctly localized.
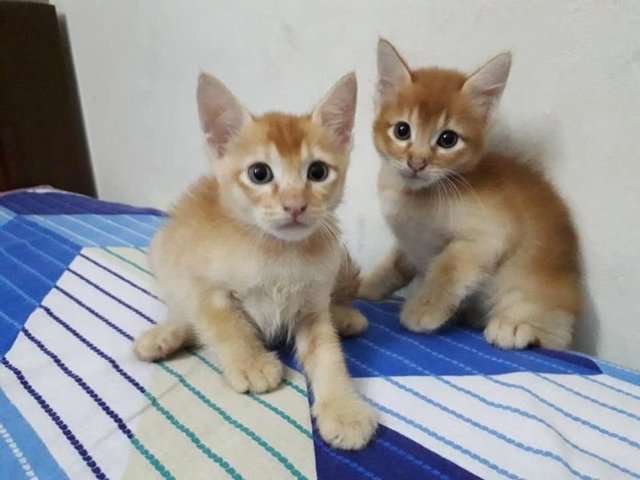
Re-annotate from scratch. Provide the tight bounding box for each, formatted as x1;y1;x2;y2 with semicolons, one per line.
330;304;368;337
295;310;377;450
331;249;368;337
484;301;575;350
133;316;195;361
401;240;497;333
358;248;415;300
197;293;283;394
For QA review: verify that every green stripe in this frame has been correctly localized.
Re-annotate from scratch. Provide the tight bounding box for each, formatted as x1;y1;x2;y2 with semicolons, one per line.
144;392;244;480
129;435;176;480
123;250;310;401
102;247;153;275
119;250;310;400
193;353;312;438
283;379;307;398
158;362;308;480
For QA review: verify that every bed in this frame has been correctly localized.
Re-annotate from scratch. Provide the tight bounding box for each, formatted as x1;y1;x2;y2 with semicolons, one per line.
0;188;638;480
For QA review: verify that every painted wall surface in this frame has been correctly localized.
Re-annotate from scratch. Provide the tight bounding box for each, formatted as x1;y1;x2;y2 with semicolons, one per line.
52;0;640;369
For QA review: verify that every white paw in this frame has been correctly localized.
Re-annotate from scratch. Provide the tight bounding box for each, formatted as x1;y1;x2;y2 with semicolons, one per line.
400;300;449;333
133;325;186;361
314;395;378;450
331;306;368;337
224;351;284;394
484;318;536;350
357;279;386;301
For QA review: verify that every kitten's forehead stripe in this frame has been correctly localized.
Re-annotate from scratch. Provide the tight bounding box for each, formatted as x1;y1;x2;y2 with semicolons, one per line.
263;113;308;161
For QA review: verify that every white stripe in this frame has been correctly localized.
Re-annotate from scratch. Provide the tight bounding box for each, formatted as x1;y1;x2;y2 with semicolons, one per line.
0;421;38;480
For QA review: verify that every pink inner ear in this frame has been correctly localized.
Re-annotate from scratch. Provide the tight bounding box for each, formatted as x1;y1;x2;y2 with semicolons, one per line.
204;111;237;156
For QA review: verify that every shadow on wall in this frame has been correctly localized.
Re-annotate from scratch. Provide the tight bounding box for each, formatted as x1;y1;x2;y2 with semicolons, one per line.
574;282;600;356
486;117;600;356
486;114;561;172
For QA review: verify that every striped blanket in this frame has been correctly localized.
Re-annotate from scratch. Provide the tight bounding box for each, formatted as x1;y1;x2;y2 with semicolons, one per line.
0;189;639;480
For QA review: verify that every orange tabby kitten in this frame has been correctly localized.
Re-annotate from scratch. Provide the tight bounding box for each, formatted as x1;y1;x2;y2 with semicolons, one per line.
359;39;581;350
133;72;377;449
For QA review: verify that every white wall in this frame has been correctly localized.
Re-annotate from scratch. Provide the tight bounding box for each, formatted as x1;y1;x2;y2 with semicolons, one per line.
52;0;640;369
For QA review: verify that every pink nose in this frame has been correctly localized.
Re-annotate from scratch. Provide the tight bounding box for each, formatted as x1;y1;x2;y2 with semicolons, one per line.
283;202;308;217
408;158;427;172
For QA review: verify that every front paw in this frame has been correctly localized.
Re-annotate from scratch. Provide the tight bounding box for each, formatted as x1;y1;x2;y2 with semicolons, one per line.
400;300;450;333
357;277;386;301
314;394;378;450
223;351;283;394
330;305;368;337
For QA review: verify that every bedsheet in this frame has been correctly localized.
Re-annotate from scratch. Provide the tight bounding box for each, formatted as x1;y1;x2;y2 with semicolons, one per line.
0;189;639;479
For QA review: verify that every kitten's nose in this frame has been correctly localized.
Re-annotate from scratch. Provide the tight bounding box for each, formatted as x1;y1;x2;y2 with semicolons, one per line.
408;158;427;172
283;201;308;218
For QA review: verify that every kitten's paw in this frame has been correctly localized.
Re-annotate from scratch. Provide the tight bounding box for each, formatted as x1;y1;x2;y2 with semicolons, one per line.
357;278;386;301
224;351;284;394
484;318;537;350
400;301;449;333
331;305;368;337
314;395;378;450
133;324;188;361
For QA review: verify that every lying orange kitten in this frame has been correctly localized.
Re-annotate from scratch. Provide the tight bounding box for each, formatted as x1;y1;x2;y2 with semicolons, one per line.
134;72;377;449
359;39;581;350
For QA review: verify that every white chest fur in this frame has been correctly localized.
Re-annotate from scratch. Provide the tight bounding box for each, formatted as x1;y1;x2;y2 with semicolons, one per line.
232;248;339;340
378;169;449;272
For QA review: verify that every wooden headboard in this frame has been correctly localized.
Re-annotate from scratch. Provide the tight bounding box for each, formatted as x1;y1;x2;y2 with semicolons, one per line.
0;1;96;196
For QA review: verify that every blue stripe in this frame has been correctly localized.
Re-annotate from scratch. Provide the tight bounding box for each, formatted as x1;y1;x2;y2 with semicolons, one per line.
29;215;132;247
360;327;640;478
314;437;381;480
66;267;156;324
1;358;108;480
449;327;640;423
595;359;640;389
0;389;68;479
20;328;175;479
33;304;242;478
0;191;165;216
36;194;155;243
0;246;136;342
515;349;640;403
27;215;98;246
429;328;640;450
0;428;30;480
364;397;522;480
346;355;594;480
79;252;160;300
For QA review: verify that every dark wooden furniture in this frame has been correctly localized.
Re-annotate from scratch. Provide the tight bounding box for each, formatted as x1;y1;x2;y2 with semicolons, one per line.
0;1;96;195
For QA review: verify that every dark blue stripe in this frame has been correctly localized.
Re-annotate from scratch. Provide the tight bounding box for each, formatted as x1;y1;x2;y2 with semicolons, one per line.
0;191;164;216
66;268;157;324
1;358;108;480
22;328;136;437
53;287;135;342
78;253;160;300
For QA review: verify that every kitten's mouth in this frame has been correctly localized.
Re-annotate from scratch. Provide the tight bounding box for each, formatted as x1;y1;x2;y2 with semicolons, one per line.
278;220;308;230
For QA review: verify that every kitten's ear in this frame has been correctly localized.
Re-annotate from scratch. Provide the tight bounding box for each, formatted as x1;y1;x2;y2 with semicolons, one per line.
197;73;251;157
377;38;412;103
463;52;512;119
312;72;357;148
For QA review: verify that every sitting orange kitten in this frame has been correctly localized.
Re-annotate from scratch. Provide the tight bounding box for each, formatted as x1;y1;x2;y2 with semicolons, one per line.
134;72;377;449
359;40;581;350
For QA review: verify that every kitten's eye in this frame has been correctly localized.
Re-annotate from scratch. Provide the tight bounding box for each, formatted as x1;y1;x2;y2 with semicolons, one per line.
393;121;411;141
247;163;273;184
307;160;329;182
437;130;459;149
